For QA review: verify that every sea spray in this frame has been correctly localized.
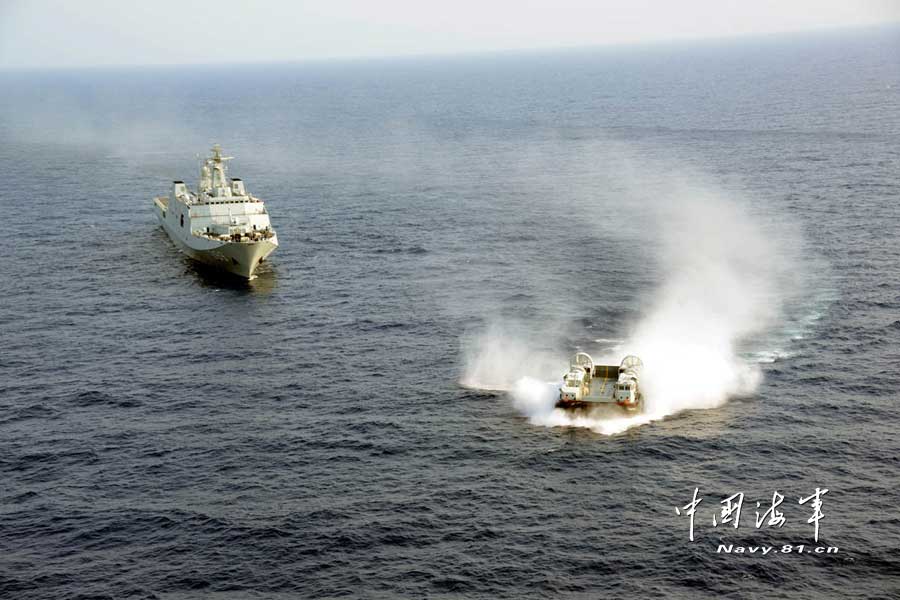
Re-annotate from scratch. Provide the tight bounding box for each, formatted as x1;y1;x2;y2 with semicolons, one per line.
462;156;802;434
460;321;566;391
512;376;657;435
625;184;785;416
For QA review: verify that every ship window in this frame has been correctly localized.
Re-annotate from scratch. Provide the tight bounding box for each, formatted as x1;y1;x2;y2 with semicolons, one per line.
180;214;184;227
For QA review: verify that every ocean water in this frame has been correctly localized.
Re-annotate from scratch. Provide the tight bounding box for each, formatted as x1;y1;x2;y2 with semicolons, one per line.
1;25;899;599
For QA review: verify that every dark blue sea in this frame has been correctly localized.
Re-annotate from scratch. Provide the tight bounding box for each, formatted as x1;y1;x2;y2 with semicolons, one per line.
1;25;899;599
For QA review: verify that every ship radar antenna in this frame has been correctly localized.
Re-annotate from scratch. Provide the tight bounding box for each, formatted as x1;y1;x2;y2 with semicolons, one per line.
210;143;234;163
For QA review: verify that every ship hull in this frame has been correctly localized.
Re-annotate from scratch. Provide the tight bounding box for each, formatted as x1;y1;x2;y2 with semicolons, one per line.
155;204;277;279
555;399;641;412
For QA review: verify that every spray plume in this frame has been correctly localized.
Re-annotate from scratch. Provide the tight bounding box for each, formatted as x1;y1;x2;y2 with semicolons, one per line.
462;154;801;435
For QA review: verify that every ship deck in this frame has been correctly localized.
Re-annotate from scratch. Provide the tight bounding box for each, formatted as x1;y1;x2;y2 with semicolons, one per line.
583;376;618;404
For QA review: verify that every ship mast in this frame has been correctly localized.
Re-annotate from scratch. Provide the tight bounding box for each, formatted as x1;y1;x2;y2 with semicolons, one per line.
200;144;233;198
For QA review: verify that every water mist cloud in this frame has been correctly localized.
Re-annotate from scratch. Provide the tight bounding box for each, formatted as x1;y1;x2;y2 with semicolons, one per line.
460;321;566;391
462;147;805;435
624;183;782;417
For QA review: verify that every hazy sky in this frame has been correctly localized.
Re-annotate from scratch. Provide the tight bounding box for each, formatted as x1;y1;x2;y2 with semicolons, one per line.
1;0;898;68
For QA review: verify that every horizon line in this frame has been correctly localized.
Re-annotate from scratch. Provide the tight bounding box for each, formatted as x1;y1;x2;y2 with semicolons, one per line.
1;20;897;73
